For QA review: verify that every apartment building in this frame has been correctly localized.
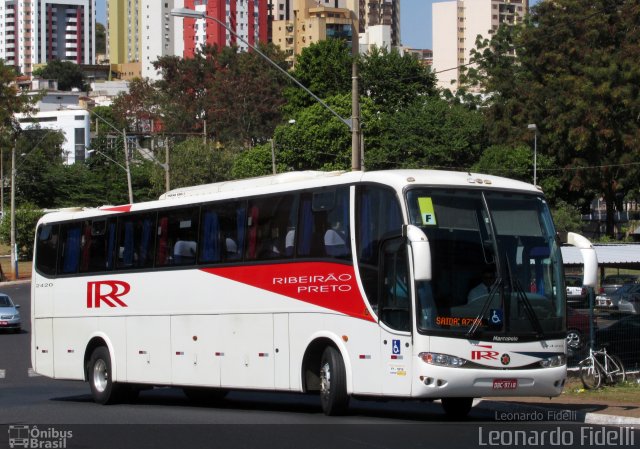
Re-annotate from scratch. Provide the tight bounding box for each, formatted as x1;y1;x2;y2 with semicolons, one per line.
0;0;96;76
432;0;528;91
182;0;269;58
107;0;142;64
271;0;357;65
358;0;399;47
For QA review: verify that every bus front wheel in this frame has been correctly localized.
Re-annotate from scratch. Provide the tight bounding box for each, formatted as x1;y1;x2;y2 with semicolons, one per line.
87;346;122;405
319;346;349;416
441;397;473;419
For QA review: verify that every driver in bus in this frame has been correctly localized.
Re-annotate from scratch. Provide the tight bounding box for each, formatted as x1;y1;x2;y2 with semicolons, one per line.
467;268;496;302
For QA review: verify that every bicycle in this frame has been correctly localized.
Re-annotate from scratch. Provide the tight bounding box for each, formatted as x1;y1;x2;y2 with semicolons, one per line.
578;346;626;389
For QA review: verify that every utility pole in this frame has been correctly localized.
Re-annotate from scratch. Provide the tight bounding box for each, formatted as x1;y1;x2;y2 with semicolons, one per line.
351;19;361;172
123;129;134;204
165;136;170;192
10;139;17;279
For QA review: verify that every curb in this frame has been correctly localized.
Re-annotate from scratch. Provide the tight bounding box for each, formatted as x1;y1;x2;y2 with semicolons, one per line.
475;399;640;425
0;279;31;286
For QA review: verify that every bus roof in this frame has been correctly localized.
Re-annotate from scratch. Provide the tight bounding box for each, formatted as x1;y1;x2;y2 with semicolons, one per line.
159;169;540;200
37;169;540;223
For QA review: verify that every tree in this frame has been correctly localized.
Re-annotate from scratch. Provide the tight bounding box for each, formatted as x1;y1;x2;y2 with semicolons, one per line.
284;39;353;115
460;0;640;237
14;129;66;208
368;97;485;171
32;60;87;91
471;144;560;200
231;143;276;179
95;23;106;55
0;202;44;260
274;93;367;171
111;78;159;133
154;44;287;146
551;200;583;234
359;46;437;113
0;60;35;138
149;138;239;196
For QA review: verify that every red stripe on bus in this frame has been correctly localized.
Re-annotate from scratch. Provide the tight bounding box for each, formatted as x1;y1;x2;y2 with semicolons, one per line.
100;205;132;212
200;262;374;322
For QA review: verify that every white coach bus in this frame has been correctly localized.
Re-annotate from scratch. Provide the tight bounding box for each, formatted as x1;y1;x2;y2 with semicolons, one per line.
31;170;597;417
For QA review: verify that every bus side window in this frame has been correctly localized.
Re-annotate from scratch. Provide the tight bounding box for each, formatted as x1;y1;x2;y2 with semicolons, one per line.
79;219;115;273
248;195;296;261
199;201;245;264
325;187;350;259
59;223;82;274
298;188;350;259
35;224;59;276
116;213;157;270
156;207;200;266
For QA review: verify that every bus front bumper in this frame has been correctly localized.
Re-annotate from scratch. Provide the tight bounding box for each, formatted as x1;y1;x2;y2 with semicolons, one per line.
412;364;566;399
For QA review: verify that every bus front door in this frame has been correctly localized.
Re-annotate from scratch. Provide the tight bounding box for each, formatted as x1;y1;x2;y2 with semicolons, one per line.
378;237;413;396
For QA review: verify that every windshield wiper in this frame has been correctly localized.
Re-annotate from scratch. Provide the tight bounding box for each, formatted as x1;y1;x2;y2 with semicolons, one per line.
466;277;502;338
506;258;545;338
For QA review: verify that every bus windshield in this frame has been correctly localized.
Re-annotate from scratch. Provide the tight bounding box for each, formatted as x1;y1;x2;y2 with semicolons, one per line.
406;188;565;339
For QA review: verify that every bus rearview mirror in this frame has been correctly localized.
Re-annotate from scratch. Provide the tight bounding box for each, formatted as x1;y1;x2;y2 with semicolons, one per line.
404;225;432;281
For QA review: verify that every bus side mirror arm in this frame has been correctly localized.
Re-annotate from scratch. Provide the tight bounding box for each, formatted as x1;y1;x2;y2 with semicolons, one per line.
565;232;598;288
403;225;432;281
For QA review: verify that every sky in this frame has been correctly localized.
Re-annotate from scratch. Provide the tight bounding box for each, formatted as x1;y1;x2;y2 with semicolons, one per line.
96;0;542;51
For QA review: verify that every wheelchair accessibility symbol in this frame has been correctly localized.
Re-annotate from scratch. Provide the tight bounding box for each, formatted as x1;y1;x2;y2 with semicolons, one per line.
392;339;401;355
489;309;503;326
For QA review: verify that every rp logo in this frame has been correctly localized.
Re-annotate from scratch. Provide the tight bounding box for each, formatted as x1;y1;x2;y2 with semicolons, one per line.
87;281;130;308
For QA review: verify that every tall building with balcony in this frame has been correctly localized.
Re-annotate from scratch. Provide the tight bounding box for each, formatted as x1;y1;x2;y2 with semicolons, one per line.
107;0;142;65
358;0;400;47
141;0;184;80
432;0;528;91
181;0;269;59
271;0;358;66
1;0;95;76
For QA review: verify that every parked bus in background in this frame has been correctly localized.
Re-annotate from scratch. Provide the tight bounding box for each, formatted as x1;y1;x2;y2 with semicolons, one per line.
31;170;597;417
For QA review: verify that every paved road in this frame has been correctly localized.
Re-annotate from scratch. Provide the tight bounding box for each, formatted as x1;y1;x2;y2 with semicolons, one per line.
1;282;636;449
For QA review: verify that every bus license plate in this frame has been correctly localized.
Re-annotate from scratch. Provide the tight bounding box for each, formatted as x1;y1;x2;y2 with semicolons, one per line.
493;379;517;390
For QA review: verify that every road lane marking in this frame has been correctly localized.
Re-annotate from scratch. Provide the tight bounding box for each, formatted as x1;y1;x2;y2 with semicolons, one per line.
0;369;5;379
28;368;41;377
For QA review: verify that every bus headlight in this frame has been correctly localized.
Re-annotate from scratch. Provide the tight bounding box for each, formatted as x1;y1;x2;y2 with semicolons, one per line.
539;354;566;368
419;352;467;367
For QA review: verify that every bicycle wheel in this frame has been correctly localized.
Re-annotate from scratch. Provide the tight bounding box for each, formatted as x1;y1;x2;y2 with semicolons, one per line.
603;353;626;385
579;357;602;389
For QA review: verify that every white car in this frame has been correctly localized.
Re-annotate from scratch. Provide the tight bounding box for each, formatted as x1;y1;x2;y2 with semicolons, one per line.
565;275;587;308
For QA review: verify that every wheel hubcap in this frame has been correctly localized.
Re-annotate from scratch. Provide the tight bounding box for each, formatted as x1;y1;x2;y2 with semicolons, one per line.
566;332;581;349
93;359;108;393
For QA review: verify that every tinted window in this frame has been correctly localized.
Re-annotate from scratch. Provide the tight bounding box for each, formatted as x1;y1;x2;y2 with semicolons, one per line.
116;213;156;269
199;201;246;264
59;223;83;274
246;194;297;261
79;219;117;273
35;224;59;276
156;207;200;266
297;187;350;259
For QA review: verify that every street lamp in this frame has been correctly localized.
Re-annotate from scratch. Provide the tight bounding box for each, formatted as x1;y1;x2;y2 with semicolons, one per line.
170;7;361;171
90;110;134;204
527;123;538;186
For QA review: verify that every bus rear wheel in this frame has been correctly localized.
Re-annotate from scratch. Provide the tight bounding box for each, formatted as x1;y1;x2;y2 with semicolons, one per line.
441;397;473;419
87;346;124;404
319;346;349;416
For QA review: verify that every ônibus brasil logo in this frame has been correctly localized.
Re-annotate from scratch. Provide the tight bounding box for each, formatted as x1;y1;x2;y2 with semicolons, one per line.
86;280;130;308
